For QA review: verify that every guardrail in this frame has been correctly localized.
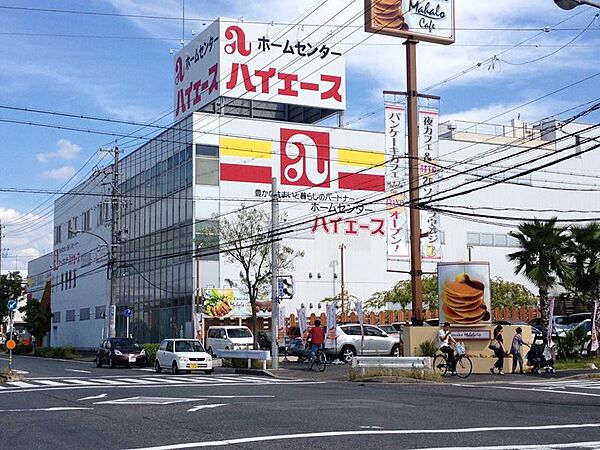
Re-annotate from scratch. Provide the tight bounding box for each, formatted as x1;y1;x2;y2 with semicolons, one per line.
215;349;272;370
351;356;432;371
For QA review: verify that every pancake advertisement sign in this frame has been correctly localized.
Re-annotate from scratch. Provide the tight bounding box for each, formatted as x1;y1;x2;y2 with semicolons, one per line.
438;262;491;325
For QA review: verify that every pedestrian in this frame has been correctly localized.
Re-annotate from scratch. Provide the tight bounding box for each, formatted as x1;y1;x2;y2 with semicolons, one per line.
511;327;530;374
490;325;505;375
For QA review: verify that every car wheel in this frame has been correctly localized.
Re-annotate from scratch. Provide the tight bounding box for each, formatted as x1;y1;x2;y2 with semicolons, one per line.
109;357;116;369
340;345;356;364
172;361;180;374
96;357;102;368
204;369;213;375
391;344;400;357
154;360;162;373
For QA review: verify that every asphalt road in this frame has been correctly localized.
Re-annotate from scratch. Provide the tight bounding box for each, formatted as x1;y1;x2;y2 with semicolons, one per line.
1;355;600;449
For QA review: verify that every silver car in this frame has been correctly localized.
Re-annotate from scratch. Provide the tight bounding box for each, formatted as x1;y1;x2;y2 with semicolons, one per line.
326;324;401;364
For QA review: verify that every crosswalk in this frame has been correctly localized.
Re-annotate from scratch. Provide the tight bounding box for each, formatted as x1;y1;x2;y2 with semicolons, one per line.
0;374;305;392
507;378;600;391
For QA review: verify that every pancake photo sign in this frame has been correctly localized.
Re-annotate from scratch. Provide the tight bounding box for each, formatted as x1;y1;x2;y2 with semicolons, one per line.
437;262;491;325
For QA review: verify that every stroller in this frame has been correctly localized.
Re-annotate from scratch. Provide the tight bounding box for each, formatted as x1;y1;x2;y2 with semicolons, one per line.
526;342;555;374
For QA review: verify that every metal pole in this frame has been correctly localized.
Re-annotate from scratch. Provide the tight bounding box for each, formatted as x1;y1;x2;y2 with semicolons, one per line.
405;39;424;326
126;316;130;338
8;310;13;372
270;177;279;370
109;146;120;338
467;244;473;262
195;242;202;341
339;244;346;321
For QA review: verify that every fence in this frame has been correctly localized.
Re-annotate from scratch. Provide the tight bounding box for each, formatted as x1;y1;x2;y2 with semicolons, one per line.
287;306;540;328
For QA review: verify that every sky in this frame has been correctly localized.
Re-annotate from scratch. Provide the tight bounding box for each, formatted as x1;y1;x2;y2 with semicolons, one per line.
0;0;599;275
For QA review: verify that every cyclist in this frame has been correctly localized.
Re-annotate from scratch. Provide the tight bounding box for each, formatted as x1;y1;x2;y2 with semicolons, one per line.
438;322;457;375
307;319;326;360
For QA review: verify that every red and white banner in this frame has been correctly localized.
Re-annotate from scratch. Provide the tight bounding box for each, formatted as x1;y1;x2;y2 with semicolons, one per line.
297;307;308;340
174;18;346;120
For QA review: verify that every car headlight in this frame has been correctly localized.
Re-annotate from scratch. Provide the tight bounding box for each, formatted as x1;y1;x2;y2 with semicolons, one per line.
179;357;189;362
140;349;146;356
114;349;123;356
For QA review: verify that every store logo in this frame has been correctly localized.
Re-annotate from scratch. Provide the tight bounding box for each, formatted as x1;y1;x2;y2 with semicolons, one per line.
280;129;330;188
224;25;251;56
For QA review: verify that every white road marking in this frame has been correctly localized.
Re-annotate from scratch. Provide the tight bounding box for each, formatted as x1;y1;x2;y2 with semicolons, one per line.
199;395;274;399
64;369;91;374
187;404;227;412
63;379;100;386
359;426;384;429
35;380;69;386
0;407;93;413
124;424;600;450
142;377;191;384
13;370;29;374
95;396;203;405
78;393;108;401
466;384;600;398
414;442;600;450
7;381;37;388
115;378;156;384
88;378;125;385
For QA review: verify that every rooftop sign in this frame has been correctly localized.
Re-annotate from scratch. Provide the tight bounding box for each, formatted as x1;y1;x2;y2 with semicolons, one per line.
174;18;346;121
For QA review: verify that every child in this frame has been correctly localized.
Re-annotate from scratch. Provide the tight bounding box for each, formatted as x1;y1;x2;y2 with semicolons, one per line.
511;327;531;374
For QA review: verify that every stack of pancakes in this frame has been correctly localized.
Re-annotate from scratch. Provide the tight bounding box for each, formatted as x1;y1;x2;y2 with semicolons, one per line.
372;0;405;29
442;274;490;324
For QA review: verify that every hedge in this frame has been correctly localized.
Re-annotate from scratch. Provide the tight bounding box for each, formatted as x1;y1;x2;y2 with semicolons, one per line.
33;347;79;359
143;343;160;365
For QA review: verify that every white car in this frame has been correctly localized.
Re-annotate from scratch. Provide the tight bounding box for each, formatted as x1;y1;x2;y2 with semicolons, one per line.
155;339;213;374
206;326;253;356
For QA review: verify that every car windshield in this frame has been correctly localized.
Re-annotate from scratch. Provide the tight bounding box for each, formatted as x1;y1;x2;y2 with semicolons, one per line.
227;328;252;338
112;338;139;350
174;340;205;353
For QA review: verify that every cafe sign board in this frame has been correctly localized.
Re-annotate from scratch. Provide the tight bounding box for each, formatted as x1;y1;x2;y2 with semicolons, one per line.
364;0;455;45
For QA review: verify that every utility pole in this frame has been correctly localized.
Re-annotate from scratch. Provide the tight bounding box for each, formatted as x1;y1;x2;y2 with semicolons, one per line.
405;39;424;326
270;177;279;370
102;146;120;338
339;244;346;321
194;242;202;342
0;219;8;275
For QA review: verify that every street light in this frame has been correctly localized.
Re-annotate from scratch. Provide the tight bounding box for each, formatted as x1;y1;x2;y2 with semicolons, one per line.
71;228;126;338
554;0;600;10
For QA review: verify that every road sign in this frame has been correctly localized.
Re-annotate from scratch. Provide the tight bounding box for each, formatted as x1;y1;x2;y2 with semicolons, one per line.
6;339;16;350
124;308;133;318
7;299;17;311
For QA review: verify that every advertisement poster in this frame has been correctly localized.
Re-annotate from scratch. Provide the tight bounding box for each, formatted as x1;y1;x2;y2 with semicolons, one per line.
438;262;491;325
192;312;203;341
278;306;286;341
326;302;337;348
297;307;307;340
202;288;251;318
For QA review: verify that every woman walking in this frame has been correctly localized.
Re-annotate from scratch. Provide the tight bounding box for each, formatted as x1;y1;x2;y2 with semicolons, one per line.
490;325;506;375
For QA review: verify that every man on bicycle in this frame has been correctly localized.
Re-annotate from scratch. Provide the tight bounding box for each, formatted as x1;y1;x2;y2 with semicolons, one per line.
307;319;325;360
438;322;457;375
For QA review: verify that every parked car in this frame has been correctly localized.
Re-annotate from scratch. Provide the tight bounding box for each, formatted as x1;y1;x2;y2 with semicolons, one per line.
325;324;401;364
96;337;146;368
257;331;289;353
492;320;528;326
155;339;213;374
286;337;308;361
528;317;569;338
567;312;592;329
206;326;253;356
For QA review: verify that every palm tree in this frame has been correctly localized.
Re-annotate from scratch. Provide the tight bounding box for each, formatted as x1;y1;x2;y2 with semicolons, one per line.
568;222;600;335
508;218;571;342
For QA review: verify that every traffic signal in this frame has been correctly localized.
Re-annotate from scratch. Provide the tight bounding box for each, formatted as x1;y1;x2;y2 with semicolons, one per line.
278;276;294;299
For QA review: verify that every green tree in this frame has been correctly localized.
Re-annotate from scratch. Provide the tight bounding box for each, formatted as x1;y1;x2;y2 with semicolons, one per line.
490;276;537;309
19;297;51;345
422;275;439;315
568;222;600;337
508;218;571;341
0;271;25;322
219;207;303;346
322;292;358;319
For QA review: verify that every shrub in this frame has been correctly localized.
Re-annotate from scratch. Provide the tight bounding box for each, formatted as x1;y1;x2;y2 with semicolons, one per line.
562;327;587;358
33;346;78;359
143;344;160;365
418;340;438;357
11;344;33;355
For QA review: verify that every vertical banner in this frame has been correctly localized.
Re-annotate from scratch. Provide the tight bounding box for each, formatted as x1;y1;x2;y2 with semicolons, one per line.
278;306;286;342
193;312;203;341
326;302;337;348
356;300;364;327
548;297;555;347
418;106;442;261
591;301;599;352
297;307;308;341
384;101;409;271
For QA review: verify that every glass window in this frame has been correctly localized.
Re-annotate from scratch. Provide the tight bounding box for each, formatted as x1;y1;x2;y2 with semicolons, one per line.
195;157;219;185
195;144;218;157
66;310;75;322
52;311;61;323
365;326;384;337
493;234;507;247
80;307;90;321
159;340;168;351
466;232;480;245
507;234;519;247
175;340;205;352
95;306;105;319
166;341;174;352
480;233;494;246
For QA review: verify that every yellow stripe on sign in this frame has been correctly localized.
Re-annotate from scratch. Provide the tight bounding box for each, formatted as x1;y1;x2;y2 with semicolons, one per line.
337;148;384;168
220;137;272;159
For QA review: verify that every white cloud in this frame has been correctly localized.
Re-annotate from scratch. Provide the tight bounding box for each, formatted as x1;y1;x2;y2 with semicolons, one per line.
37;139;81;162
42;166;76;181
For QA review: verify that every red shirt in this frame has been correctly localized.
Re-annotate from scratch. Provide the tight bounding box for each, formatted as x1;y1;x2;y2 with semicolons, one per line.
308;326;326;345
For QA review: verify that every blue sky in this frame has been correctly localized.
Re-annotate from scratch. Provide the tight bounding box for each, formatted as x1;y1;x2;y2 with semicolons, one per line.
0;0;599;273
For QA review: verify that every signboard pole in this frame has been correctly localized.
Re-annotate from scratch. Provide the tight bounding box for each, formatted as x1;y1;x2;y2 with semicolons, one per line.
405;39;424;326
270;177;280;370
126;316;130;338
8;310;13;372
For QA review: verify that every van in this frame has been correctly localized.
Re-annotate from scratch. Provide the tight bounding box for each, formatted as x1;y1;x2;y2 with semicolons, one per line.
206;326;254;356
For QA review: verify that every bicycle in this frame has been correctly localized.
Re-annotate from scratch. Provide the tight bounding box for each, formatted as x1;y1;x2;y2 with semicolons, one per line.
308;347;327;372
432;344;472;378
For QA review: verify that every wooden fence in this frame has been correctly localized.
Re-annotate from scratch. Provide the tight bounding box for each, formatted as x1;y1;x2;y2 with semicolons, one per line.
287;306;540;328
